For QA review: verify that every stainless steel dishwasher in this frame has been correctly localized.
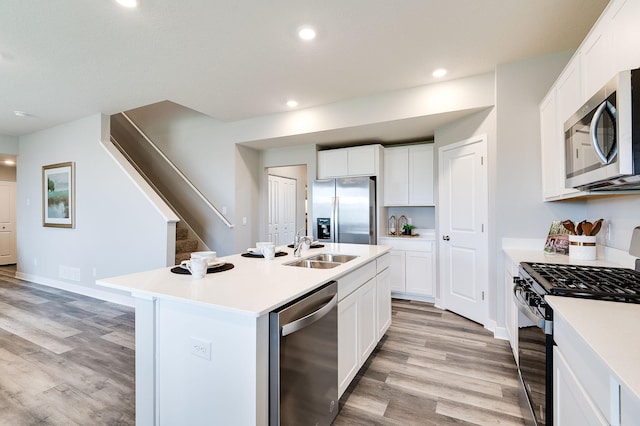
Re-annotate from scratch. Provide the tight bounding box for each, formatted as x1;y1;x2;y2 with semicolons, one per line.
269;281;338;426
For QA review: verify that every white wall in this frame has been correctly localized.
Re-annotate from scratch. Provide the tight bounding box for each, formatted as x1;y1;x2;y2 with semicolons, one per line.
17;114;172;304
267;165;308;238
260;144;318;238
585;196;640;251
0;134;18;154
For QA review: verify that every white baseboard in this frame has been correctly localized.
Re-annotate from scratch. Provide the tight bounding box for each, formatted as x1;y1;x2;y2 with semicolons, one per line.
15;272;135;307
391;292;436;304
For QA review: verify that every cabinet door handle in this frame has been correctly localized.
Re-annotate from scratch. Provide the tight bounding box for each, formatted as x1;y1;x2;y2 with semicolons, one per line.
442;235;450;241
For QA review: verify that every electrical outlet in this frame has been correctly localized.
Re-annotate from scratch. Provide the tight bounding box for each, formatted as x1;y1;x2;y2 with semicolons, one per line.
190;337;211;361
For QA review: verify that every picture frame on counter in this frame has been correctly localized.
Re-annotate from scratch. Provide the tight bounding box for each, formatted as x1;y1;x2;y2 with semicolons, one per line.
544;220;569;254
43;161;75;228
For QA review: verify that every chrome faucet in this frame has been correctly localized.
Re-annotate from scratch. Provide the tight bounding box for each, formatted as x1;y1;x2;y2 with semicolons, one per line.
294;235;313;257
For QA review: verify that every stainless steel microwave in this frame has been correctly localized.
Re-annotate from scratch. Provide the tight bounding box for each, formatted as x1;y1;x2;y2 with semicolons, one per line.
564;68;640;191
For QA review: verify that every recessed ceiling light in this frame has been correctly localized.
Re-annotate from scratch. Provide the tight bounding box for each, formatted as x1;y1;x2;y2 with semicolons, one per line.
298;26;316;41
286;100;299;108
4;160;15;165
432;68;447;78
116;0;138;8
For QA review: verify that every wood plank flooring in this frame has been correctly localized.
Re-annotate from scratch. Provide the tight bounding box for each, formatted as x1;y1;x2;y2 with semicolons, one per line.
0;265;135;425
335;299;525;425
0;265;524;425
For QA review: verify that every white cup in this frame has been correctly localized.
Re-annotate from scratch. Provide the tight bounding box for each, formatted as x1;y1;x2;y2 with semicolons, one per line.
180;256;208;278
191;251;216;265
259;243;276;260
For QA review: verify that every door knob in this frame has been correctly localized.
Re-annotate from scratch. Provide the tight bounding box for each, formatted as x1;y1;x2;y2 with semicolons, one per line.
442;235;450;241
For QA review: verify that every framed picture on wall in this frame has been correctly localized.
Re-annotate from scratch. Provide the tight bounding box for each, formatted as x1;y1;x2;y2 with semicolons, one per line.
43;162;75;228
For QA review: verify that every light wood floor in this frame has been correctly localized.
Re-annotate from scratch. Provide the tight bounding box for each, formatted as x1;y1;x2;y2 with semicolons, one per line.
0;265;135;425
0;266;524;425
335;299;525;425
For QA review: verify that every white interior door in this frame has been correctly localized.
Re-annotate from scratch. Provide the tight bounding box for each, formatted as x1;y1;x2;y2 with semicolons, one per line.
268;175;296;246
438;135;488;325
0;181;17;265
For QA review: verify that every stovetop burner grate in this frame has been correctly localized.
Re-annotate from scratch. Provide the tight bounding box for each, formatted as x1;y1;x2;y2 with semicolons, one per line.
521;262;640;303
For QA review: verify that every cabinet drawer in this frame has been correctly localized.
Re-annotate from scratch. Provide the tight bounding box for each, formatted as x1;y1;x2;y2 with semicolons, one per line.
338;261;376;301
378;237;433;252
376;253;390;273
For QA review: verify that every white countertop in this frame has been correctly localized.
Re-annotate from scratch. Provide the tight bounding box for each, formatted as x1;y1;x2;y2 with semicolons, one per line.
378;228;435;241
546;296;640;401
503;248;623;267
97;243;390;317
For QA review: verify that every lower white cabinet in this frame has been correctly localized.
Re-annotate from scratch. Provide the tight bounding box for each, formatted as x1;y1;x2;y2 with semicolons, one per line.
338;288;359;395
380;237;435;299
554;347;608;426
376;267;391;338
337;253;390;397
504;254;518;363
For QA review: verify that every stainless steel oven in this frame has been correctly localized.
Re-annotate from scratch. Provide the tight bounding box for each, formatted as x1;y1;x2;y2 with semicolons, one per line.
513;273;553;426
513;259;640;426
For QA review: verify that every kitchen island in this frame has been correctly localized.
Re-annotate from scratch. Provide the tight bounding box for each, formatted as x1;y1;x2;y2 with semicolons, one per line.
97;243;390;426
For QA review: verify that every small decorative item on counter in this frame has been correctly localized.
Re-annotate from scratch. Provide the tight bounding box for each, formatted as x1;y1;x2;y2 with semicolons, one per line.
388;215;397;235
397;215;408;235
544;220;570;254
565;218;604;260
402;224;415;236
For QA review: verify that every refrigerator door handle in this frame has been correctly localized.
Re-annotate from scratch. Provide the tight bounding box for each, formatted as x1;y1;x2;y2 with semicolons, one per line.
333;196;339;243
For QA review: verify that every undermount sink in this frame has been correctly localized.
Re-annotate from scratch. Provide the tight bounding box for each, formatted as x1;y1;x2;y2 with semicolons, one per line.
284;253;358;269
306;253;358;263
284;259;341;269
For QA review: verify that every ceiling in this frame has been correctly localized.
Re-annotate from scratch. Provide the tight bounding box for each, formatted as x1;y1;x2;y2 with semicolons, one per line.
0;0;609;140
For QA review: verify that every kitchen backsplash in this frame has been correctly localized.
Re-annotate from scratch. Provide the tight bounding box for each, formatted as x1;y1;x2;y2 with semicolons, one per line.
386;206;435;229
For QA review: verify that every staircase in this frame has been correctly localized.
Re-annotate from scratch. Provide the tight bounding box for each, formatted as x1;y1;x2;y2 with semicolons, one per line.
175;226;198;265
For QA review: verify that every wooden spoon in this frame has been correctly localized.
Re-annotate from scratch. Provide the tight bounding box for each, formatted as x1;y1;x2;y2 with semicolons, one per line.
576;221;584;235
562;220;576;235
591;218;604;236
582;221;593;236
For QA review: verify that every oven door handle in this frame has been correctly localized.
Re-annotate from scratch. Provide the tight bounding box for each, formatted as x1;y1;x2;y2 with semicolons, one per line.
515;299;553;335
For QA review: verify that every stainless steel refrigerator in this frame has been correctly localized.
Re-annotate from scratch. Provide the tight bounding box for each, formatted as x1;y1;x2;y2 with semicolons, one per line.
312;177;376;245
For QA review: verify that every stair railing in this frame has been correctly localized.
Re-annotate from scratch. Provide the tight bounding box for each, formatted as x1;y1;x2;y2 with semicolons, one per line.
118;112;234;229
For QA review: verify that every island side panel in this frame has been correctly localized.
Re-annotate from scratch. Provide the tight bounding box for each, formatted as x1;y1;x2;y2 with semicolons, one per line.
156;298;269;426
134;294;157;425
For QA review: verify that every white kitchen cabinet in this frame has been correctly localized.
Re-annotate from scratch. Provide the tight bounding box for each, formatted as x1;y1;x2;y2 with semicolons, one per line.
376;267;391;339
405;250;433;296
388;249;405;292
539;0;640;201
540;90;580;201
610;0;640;74
554;347;609;426
503;254;518;363
338;288;359;396
621;382;640;425
337;254;390;397
317;145;381;179
383;144;434;206
357;278;377;363
554;312;619;425
555;59;582;130
380;237;435;300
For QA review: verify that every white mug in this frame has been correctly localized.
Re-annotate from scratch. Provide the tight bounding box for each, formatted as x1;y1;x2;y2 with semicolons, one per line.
259;244;276;260
181;257;208;278
191;251;216;265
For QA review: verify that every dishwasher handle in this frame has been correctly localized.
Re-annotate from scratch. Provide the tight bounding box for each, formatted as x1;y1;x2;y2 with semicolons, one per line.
281;293;338;337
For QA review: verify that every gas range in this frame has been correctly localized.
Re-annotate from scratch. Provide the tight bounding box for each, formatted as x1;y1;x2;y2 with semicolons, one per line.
520;262;640;303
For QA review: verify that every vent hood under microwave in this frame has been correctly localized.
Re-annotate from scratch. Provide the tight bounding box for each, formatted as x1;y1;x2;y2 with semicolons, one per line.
564;68;640;191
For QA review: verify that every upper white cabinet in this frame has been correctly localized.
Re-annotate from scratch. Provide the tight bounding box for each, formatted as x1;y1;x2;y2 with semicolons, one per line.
317;144;382;179
384;144;434;206
540;90;581;200
539;0;640;201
